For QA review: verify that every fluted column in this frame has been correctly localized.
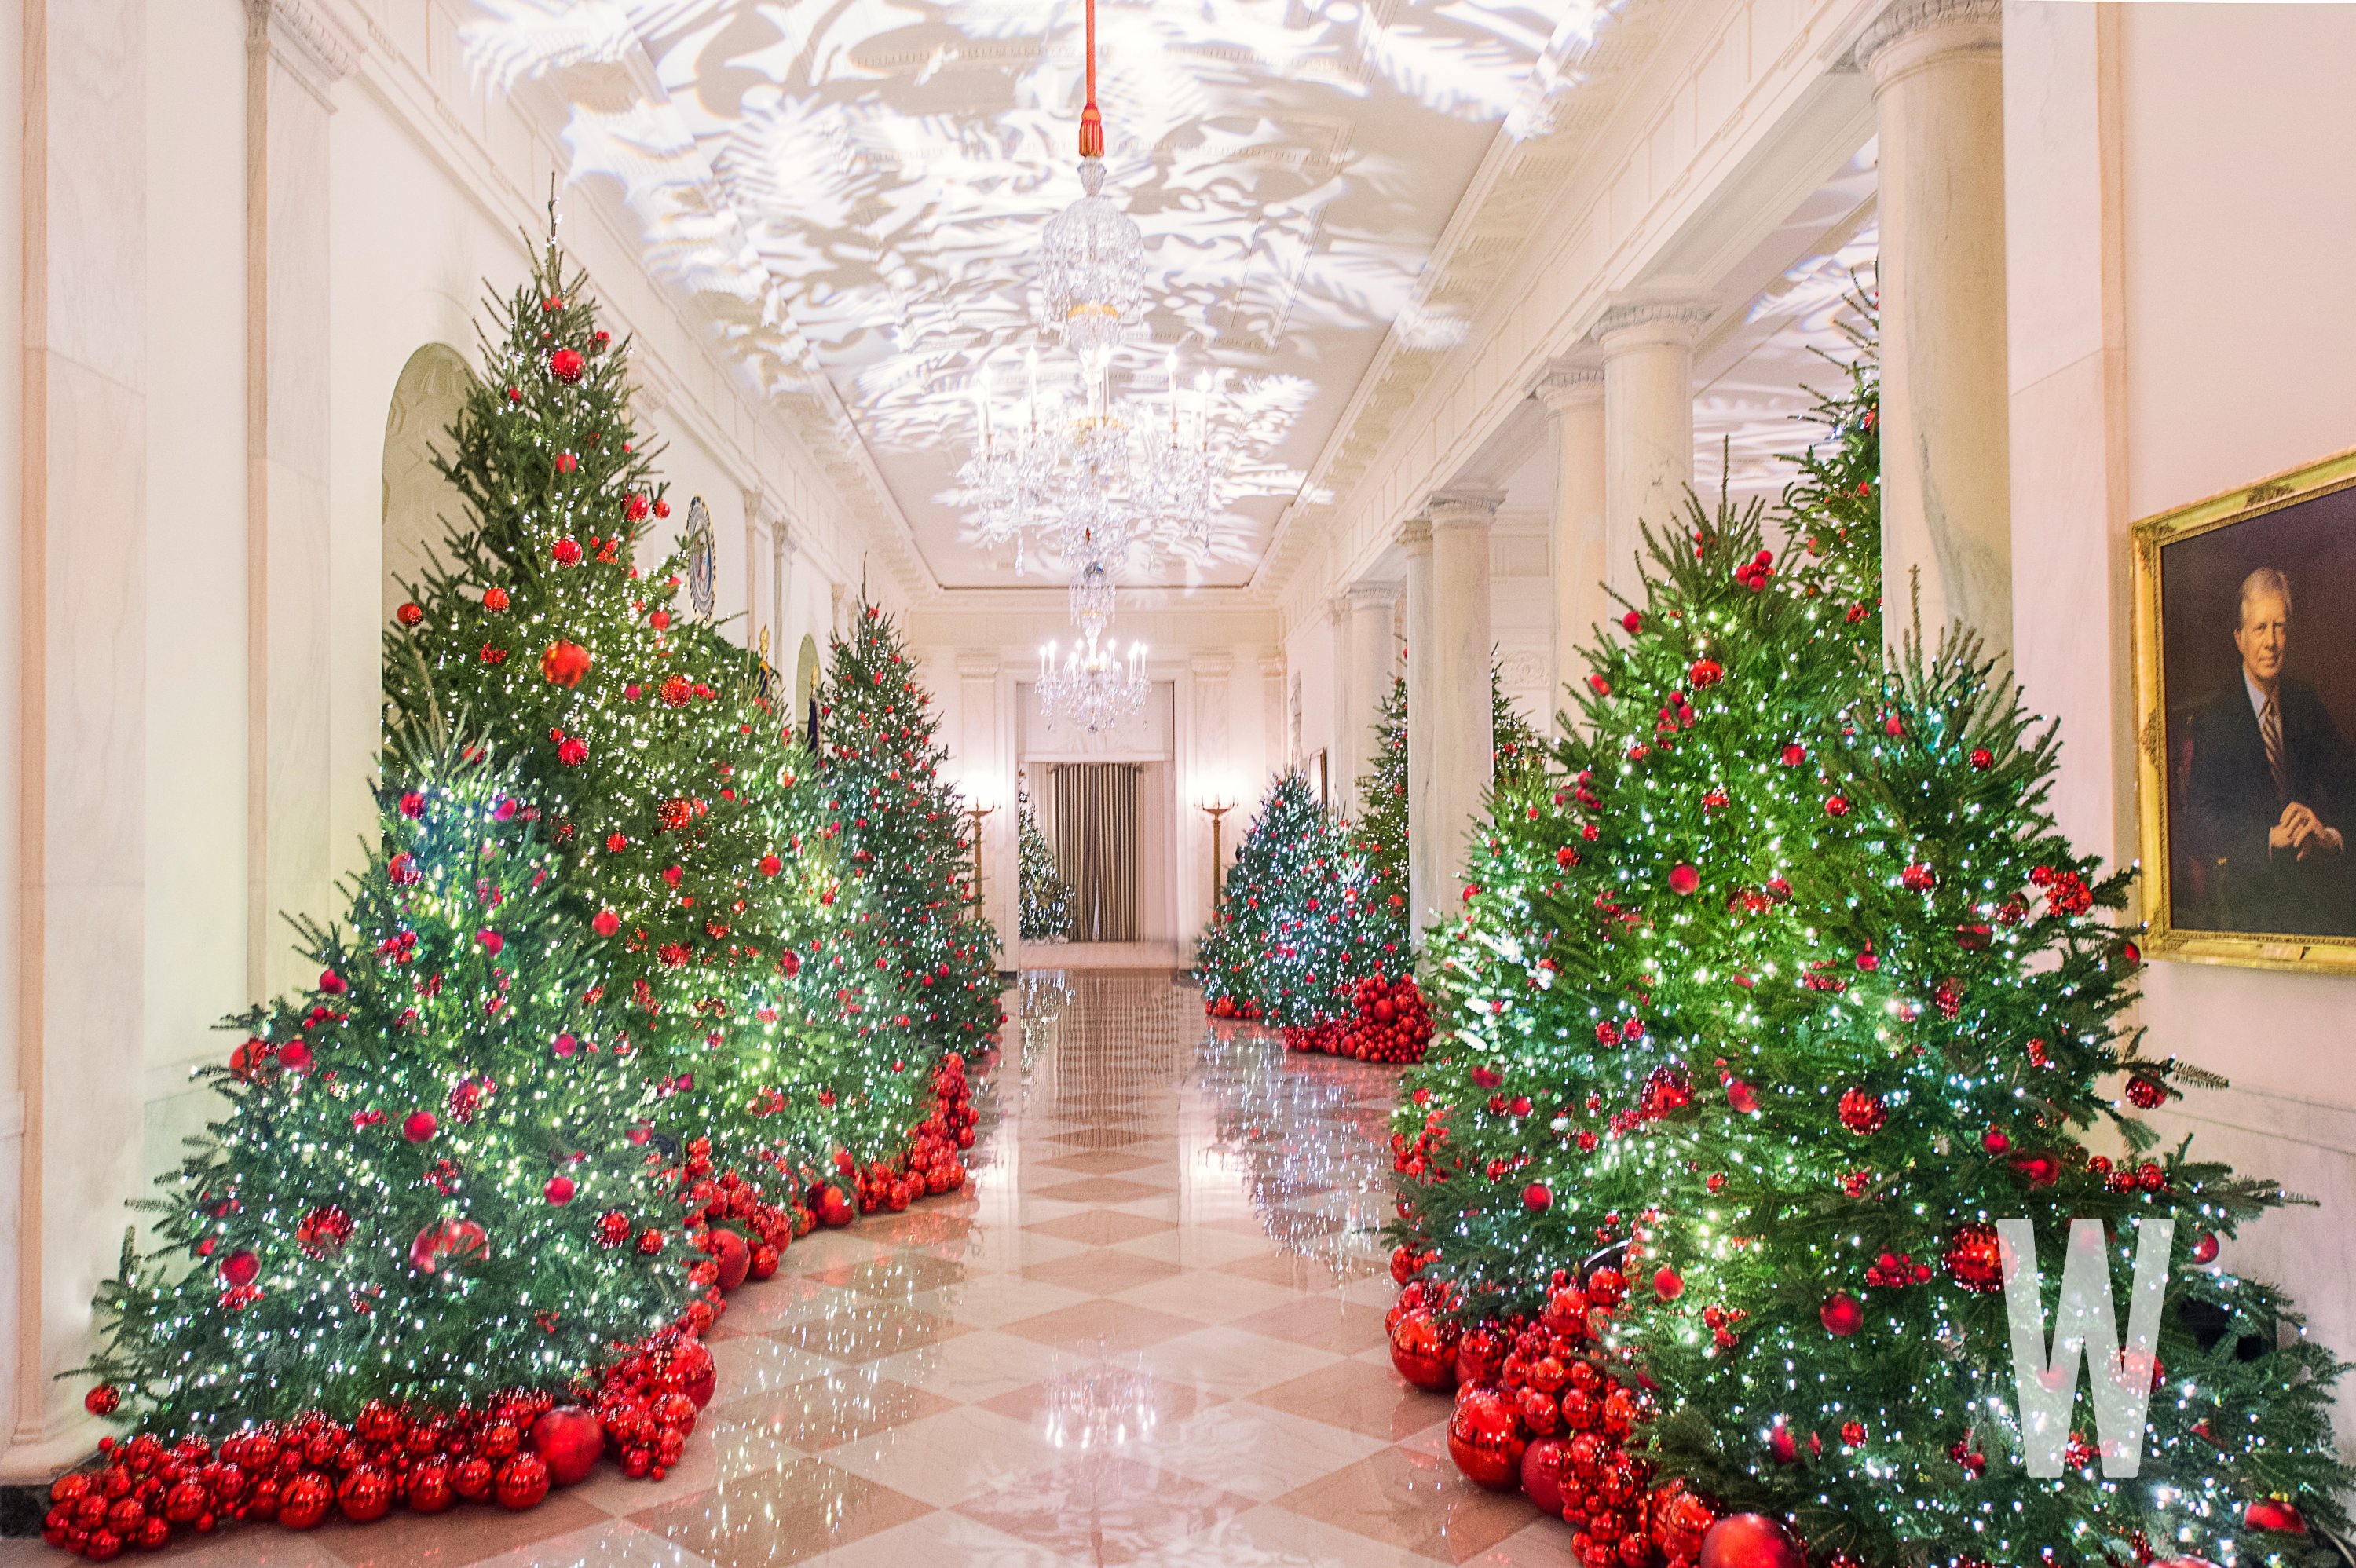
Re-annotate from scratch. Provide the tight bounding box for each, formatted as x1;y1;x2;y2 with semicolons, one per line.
7;0;151;1478
1399;519;1437;935
1598;301;1710;608
1862;0;2011;653
1341;581;1400;802
1427;492;1499;923
1536;366;1605;729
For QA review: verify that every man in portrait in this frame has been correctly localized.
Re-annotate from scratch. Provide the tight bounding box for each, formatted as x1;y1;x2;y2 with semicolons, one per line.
2181;566;2356;935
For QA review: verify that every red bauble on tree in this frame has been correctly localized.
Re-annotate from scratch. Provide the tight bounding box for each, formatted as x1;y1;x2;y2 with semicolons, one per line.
1944;1222;2005;1292
1699;1514;1808;1568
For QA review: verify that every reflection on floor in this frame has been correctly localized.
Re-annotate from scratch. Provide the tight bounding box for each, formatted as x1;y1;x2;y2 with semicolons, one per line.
3;973;1576;1567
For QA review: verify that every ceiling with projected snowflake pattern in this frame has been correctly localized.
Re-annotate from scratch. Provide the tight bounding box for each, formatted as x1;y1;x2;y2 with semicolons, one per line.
463;0;1637;590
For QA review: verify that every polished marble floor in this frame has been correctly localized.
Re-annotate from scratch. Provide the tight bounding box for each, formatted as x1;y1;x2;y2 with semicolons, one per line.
5;972;1575;1567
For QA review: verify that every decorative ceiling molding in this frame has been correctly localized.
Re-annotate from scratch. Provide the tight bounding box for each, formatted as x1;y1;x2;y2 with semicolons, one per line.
247;0;361;99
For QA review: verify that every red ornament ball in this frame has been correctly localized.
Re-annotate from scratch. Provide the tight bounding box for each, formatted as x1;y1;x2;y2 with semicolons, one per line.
1699;1514;1808;1568
1820;1292;1864;1336
1521;1435;1570;1516
336;1466;393;1523
482;586;510;612
593;909;621;938
1388;1307;1457;1391
547;348;586;384
1945;1222;2006;1292
1654;1266;1685;1300
83;1385;120;1417
544;1175;576;1206
396;601;425;627
1445;1384;1527;1490
403;1110;437;1143
529;1406;605;1487
277;1472;335;1530
407;1460;453;1514
494;1453;550;1511
1970;746;1995;769
1524;1182;1553;1212
707;1227;752;1292
2125;1075;2168;1109
749;1241;781;1281
1668;863;1700;896
540;640;592;688
451;1456;495;1500
2191;1232;2220;1266
2244;1499;2308;1535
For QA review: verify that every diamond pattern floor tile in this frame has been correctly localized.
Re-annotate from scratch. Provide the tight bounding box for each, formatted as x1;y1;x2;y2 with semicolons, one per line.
178;974;1584;1568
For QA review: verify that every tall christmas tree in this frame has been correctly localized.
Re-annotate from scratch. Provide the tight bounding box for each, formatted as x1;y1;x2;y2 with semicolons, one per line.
1195;772;1326;1020
817;598;1004;1058
1387;318;2351;1568
1017;778;1075;941
379;240;934;1192
82;746;690;1436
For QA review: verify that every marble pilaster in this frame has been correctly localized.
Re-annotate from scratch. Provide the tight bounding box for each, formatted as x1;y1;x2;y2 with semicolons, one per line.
6;0;151;1478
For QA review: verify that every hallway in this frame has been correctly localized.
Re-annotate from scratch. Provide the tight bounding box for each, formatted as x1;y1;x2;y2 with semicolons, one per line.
13;973;1571;1566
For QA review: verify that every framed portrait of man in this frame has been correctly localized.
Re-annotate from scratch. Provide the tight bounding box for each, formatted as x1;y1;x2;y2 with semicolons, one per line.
2132;444;2356;970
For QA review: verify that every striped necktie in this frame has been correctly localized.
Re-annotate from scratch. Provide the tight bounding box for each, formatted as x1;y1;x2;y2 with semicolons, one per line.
2262;693;2288;799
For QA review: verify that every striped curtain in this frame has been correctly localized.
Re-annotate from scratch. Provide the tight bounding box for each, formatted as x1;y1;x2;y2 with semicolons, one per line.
1051;763;1139;941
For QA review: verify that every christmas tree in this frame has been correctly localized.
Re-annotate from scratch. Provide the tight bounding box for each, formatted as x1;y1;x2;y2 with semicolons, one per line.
1387;319;2351;1568
379;239;936;1193
1017;778;1075;941
82;745;690;1437
1195;772;1326;1021
818;597;1004;1058
1354;665;1542;933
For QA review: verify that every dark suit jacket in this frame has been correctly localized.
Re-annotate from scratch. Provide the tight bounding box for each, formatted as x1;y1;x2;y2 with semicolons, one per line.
2181;674;2356;935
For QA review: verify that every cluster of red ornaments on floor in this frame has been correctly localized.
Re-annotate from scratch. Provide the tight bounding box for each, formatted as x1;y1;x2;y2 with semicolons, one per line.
1280;972;1432;1064
1203;993;1262;1022
39;1052;984;1560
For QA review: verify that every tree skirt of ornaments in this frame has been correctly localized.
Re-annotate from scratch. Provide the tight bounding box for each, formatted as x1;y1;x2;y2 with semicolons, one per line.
1205;994;1262;1022
1282;974;1432;1064
42;1054;984;1561
1382;1254;2317;1568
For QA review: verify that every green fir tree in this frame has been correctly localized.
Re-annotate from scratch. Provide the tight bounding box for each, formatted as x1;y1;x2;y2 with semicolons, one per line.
1390;315;2351;1567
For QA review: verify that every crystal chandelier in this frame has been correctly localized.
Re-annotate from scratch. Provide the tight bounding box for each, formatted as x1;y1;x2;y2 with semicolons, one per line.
960;349;1220;571
1036;627;1150;734
1037;0;1143;360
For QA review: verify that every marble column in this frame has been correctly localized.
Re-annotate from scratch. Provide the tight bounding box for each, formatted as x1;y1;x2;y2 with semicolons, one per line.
1341;581;1401;802
246;0;357;997
1598;301;1710;611
6;0;151;1478
1861;0;2011;654
1399;519;1438;935
1426;492;1499;923
1536;366;1605;729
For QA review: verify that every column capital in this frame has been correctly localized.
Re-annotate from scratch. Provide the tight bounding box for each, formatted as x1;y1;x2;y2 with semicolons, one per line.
1190;650;1235;678
1427;488;1505;531
741;483;784;531
1592;298;1716;352
1857;0;2001;89
247;0;360;101
1345;579;1402;612
1532;360;1604;411
955;650;1001;678
1396;516;1433;554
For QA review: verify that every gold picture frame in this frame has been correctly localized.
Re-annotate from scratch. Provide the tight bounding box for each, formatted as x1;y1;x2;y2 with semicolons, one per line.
2132;443;2356;971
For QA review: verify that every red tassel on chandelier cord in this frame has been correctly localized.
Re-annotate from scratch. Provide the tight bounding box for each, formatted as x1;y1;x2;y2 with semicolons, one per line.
1078;0;1106;159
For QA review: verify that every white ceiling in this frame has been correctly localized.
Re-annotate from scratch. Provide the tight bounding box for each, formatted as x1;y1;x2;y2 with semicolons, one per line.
462;0;1644;590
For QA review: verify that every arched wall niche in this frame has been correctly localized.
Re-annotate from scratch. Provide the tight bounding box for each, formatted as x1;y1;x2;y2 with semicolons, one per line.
796;634;822;748
380;342;474;630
